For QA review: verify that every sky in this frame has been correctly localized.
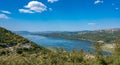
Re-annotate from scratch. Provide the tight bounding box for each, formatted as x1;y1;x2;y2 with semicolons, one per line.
0;0;120;31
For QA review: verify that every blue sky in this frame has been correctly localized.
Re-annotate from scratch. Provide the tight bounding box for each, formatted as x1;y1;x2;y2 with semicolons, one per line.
0;0;120;31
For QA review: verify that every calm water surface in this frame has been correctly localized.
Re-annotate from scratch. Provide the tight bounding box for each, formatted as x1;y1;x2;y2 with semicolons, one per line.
22;34;94;51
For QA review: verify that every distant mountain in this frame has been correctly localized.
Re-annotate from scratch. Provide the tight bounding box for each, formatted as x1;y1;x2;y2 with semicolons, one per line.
30;30;93;35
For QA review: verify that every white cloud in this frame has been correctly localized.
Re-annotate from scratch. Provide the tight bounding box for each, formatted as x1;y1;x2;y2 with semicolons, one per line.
0;14;9;19
115;7;119;10
1;10;11;14
88;23;96;26
94;0;103;4
19;1;47;13
25;1;47;12
19;9;34;13
48;0;58;3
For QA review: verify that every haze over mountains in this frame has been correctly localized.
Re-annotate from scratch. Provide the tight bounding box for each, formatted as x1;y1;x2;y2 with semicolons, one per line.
14;28;120;35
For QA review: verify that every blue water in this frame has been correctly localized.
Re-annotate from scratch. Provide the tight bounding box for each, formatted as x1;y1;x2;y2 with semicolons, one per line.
22;35;94;51
21;34;111;55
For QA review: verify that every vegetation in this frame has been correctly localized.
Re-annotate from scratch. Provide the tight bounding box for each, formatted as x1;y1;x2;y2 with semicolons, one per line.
0;27;50;54
34;29;120;43
0;43;120;65
0;27;120;65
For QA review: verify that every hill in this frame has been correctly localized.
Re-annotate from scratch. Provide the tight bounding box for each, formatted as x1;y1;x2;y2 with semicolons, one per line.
0;27;49;54
34;28;120;44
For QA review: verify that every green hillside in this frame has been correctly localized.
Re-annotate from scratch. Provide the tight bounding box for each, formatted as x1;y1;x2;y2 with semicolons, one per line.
0;27;49;54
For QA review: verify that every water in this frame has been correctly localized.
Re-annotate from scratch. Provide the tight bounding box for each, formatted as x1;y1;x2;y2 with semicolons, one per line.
20;34;111;55
22;34;94;51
